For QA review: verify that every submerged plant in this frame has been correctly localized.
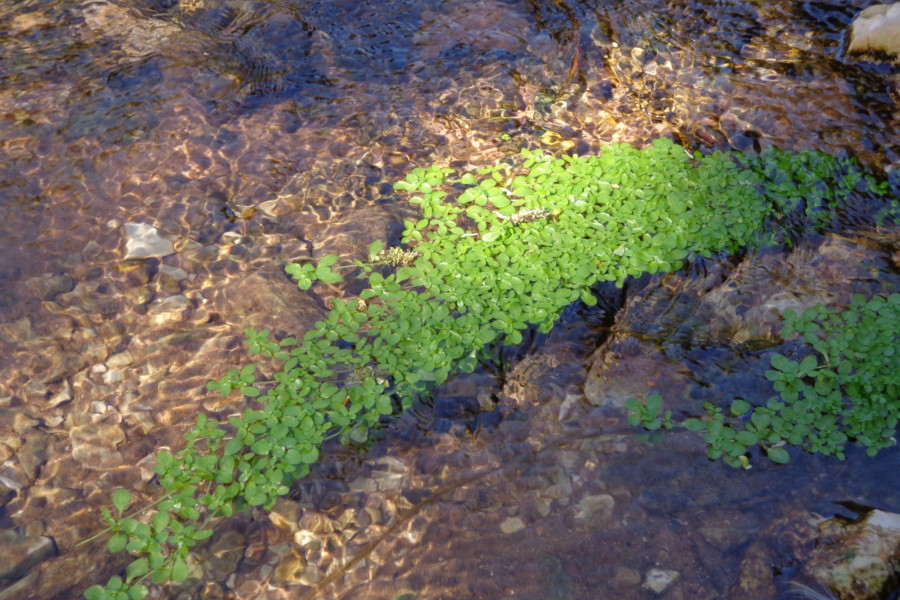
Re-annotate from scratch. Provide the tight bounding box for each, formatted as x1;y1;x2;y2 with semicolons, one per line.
739;147;894;235
84;139;894;598
626;394;672;431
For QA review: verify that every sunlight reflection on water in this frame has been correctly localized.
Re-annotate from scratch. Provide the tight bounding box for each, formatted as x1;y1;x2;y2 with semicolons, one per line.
0;0;897;598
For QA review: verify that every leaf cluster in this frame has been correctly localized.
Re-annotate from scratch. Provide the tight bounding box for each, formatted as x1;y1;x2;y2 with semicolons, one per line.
738;147;894;235
765;294;900;457
626;394;672;431
633;294;899;467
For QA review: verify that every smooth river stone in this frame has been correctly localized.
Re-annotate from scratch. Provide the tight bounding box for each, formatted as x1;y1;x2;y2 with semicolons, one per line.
69;423;125;469
849;3;900;56
123;222;175;260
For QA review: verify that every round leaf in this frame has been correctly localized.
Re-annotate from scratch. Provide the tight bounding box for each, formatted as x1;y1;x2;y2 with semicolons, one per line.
766;447;791;464
171;558;190;583
730;399;751;416
735;431;758;446
112;489;132;514
107;532;128;553
684;418;707;432
126;558;149;581
770;353;792;372
84;585;108;600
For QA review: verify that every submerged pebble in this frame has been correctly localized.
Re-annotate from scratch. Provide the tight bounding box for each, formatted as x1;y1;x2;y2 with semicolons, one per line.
123;222;176;260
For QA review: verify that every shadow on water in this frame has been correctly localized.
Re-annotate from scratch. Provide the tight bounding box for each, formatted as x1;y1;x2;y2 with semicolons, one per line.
11;0;584;139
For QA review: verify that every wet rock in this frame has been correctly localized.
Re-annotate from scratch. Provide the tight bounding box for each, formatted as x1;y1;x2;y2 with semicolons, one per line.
336;507;357;530
691;511;761;552
575;494;615;523
0;483;14;509
0;471;24;496
106;350;136;369
293;530;321;551
81;0;180;56
122;285;154;307
102;369;124;384
803;510;900;600
22;380;49;403
272;552;307;586
69;423;125;469
0;571;39;600
16;432;50;480
269;498;301;534
147;294;190;325
297;512;336;536
11;413;39;435
500;517;525;534
585;347;689;409
231;578;268;599
347;476;378;493
372;455;408;475
731;511;823;600
643;568;680;595
42;415;64;428
154;265;190;293
34;344;106;384
611;566;642;590
541;469;573;501
415;0;531;58
48;381;72;407
82;240;103;258
0;443;13;464
0;317;31;344
23;274;74;300
848;3;900;57
214;271;322;337
204;530;245;581
123;222;175;260
10;11;48;33
97;321;124;348
0;529;57;580
158;264;189;281
374;471;405;492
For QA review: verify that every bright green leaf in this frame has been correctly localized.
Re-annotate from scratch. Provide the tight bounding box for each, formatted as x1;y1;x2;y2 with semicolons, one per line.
112;489;132;514
766;447;791;464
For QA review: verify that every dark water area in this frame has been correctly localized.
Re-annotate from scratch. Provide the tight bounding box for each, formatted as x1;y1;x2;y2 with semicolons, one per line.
0;0;898;598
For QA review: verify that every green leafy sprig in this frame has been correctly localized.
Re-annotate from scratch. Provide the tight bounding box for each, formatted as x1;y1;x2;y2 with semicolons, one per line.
631;294;899;467
739;147;894;235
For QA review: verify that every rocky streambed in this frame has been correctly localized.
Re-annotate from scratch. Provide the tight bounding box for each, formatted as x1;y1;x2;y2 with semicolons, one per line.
0;0;899;599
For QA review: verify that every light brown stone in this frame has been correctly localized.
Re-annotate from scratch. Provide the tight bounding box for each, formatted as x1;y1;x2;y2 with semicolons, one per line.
0;529;56;580
69;423;125;469
500;517;525;534
849;4;900;56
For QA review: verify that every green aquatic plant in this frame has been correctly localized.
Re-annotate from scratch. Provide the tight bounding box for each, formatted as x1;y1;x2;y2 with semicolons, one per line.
738;146;894;232
84;139;892;598
757;293;900;459
630;294;900;468
626;394;672;431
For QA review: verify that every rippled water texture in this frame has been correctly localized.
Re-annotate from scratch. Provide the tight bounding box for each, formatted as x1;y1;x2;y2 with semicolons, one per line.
0;0;898;598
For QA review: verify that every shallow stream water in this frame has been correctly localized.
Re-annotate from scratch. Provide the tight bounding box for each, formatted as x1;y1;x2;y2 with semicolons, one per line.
0;0;898;598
